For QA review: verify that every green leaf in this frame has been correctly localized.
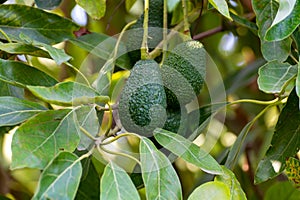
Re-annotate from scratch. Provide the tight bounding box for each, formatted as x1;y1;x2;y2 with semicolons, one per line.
167;0;180;12
11;109;80;169
208;0;232;20
0;96;46;127
92;59;112;95
265;0;300;41
264;181;300;200
75;105;99;150
32;152;82;200
140;138;182;200
188;182;230;200
0;42;50;58
69;32;131;70
271;0;296;27
0;4;79;44
35;0;62;10
100;162;140;200
214;166;247;199
0;80;24;98
0;59;58;87
154;128;223;175
255;89;300;183
42;44;72;65
76;0;106;20
27;82;109;106
252;0;292;62
125;0;137;11
230;13;258;32
257;61;297;94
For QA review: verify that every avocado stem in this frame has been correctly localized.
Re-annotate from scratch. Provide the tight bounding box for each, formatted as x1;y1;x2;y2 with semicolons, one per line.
141;0;150;60
182;0;191;39
161;0;168;64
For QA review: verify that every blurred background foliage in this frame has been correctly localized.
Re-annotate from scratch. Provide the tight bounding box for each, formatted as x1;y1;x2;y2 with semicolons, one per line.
0;0;299;199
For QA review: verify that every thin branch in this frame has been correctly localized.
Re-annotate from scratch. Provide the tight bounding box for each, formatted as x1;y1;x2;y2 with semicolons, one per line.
193;26;223;40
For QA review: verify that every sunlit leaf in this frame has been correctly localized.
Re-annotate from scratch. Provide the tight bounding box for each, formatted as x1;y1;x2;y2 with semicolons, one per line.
264;181;300;200
154;128;223;175
0;96;46;127
255;89;300;183
140;138;182;200
167;0;180;12
208;0;232;20
100;162;140;200
42;44;72;65
11;109;80;169
0;42;50;58
35;0;62;10
27;82;109;106
266;0;300;41
257;61;297;94
0;59;58;87
188;181;230;200
32;152;82;200
0;4;79;44
271;0;296;27
252;0;292;62
76;0;106;19
125;0;137;11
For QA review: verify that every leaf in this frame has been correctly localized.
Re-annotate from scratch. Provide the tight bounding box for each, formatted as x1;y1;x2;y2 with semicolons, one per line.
208;0;232;20
100;162;140;200
76;0;106;20
0;59;58;87
32;152;82;200
265;0;300;41
0;96;46;127
285;157;300;188
255;89;300;184
92;59;113;95
0;42;50;58
257;61;297;94
35;0;62;10
69;32;131;70
230;13;258;32
214;166;247;199
0;4;79;44
11;109;81;169
42;44;72;65
140;138;182;200
154;128;223;175
167;0;180;12
27;82;109;106
0;80;24;98
252;0;292;62
125;0;137;11
271;0;296;27
264;181;300;200
75;105;99;150
188;182;230;200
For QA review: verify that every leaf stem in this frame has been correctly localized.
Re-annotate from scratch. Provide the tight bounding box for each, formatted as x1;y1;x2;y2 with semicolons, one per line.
0;29;12;43
290;54;299;64
228;97;280;106
65;62;91;87
141;0;150;60
97;144;141;165
182;0;191;38
101;132;140;145
104;103;113;137
79;126;97;140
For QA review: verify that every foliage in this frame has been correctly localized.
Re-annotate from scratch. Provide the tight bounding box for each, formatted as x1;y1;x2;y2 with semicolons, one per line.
0;0;299;199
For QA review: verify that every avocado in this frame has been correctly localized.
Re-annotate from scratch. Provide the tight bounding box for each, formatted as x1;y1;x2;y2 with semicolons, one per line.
162;40;206;106
118;59;167;137
126;0;164;64
163;106;187;137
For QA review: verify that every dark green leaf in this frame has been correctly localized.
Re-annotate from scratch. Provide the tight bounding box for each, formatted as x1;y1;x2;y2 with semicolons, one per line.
11;109;80;169
35;0;62;10
257;61;297;93
75;105;99;150
76;0;106;19
265;0;300;41
252;0;292;62
0;80;24;98
140;138;182;200
188;181;230;200
208;0;232;20
0;4;79;44
27;82;109;106
0;59;58;87
0;96;46;127
214;166;247;199
100;162;140;200
154;128;223;175
264;181;300;200
0;42;50;58
255;89;300;183
32;152;82;200
69;32;131;70
230;13;258;32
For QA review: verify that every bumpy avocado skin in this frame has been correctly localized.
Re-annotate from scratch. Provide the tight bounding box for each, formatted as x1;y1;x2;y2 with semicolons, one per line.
162;40;206;106
163;106;187;137
119;59;167;137
126;0;164;64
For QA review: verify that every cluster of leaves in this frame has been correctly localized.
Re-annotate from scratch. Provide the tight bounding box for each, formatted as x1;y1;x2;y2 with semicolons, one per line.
0;0;299;199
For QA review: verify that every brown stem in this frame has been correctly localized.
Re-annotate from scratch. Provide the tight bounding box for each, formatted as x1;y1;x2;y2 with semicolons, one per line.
193;26;223;40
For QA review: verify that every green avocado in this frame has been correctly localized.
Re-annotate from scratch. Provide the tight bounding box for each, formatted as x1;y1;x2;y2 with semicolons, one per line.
126;0;164;64
162;40;206;106
163;106;187;137
118;59;167;137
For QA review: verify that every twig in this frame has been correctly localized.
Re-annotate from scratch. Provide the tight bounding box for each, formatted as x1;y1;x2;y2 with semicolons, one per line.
141;0;150;59
193;26;224;40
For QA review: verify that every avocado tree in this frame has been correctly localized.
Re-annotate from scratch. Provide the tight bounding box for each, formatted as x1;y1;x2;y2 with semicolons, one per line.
0;0;299;199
